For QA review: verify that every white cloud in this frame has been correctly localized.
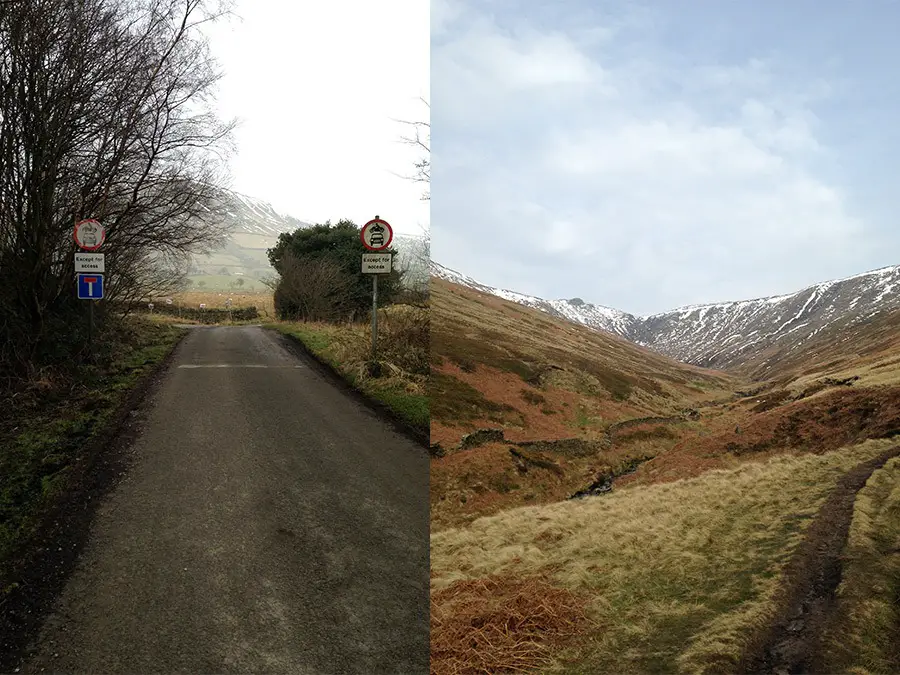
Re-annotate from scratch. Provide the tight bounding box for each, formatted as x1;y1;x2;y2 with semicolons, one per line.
432;2;879;315
203;0;429;235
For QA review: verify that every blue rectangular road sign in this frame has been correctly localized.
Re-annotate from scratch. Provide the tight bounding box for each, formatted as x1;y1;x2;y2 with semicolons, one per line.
77;273;104;300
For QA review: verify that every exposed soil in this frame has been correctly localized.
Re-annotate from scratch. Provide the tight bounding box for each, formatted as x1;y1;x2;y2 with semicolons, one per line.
737;444;900;674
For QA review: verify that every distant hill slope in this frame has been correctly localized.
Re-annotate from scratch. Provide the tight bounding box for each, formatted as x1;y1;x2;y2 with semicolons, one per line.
430;276;739;444
190;191;311;283
430;261;900;377
430;275;740;527
430;263;635;335
190;190;428;287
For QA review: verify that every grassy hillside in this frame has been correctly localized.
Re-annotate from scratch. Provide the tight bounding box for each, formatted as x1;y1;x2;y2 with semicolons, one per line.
185;274;269;292
430;277;742;528
430;276;900;673
431;439;898;674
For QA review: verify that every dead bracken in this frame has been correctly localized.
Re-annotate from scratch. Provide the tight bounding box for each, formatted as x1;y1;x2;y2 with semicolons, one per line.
430;574;592;675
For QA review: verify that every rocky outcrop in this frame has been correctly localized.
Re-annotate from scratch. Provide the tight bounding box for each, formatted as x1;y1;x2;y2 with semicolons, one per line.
457;428;505;450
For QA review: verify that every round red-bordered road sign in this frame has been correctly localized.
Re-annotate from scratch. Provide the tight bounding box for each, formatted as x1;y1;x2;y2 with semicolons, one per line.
360;217;393;251
74;219;106;251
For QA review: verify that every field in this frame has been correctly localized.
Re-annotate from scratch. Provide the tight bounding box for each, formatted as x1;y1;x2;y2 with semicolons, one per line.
185;274;270;292
156;290;276;319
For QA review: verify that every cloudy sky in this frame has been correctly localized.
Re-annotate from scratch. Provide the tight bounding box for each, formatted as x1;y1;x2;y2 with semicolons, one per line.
204;1;429;236
432;0;900;316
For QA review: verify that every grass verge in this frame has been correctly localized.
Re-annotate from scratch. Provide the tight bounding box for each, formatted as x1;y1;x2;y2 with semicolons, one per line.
430;439;897;674
269;310;428;442
0;317;186;589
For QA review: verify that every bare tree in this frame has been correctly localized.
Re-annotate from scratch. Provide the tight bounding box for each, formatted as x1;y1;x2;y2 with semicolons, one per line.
274;253;356;322
390;97;430;302
392;97;430;201
0;0;235;373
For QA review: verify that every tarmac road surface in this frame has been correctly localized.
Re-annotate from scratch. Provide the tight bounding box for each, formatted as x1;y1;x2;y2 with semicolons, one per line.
22;326;429;674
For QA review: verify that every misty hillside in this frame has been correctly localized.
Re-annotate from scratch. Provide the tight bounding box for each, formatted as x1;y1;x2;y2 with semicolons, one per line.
430;261;900;374
190;190;428;286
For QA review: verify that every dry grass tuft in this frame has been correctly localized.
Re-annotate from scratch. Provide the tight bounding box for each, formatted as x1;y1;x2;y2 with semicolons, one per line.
430;574;591;675
375;305;429;376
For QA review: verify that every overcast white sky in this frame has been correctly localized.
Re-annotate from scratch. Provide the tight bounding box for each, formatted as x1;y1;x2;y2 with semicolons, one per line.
203;1;429;236
432;0;900;316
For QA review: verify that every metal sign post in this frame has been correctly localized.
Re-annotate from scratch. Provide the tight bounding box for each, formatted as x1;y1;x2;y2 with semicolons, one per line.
74;218;107;358
371;275;378;360
360;216;394;367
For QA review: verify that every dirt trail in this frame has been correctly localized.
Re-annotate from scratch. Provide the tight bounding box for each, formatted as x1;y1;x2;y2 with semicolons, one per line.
738;444;900;674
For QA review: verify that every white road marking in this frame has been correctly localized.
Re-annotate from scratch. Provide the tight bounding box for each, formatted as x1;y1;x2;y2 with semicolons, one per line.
177;364;304;369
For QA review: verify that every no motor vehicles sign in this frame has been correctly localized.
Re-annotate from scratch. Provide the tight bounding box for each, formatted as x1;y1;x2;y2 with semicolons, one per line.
74;219;106;251
360;218;393;251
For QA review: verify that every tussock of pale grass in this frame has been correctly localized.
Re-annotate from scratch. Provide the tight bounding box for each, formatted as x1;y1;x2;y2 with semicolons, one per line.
818;455;900;673
430;575;591;675
372;305;429;376
305;306;429;384
431;439;898;674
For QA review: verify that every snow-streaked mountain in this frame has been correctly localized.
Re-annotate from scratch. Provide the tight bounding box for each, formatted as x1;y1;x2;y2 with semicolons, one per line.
636;265;900;370
431;260;900;372
191;190;309;282
430;262;636;335
219;190;311;238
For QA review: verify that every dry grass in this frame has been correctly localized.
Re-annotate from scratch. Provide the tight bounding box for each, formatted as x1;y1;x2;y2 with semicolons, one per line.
818;455;900;673
271;304;429;432
786;349;900;393
431;279;741;417
430;432;683;531
615;384;900;492
431;575;591;675
431;439;898;674
281;305;428;379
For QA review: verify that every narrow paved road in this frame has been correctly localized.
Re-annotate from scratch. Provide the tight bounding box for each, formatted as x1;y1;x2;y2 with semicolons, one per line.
22;326;429;674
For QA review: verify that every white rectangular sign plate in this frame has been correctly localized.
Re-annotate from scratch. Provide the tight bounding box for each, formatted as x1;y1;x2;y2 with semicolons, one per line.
362;253;392;274
75;252;105;273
